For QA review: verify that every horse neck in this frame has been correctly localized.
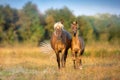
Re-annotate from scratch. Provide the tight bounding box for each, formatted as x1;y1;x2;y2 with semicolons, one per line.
56;30;65;44
72;32;79;43
72;32;79;39
56;35;65;50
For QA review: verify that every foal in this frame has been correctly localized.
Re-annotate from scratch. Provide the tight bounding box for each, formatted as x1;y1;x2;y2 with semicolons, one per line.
71;21;85;69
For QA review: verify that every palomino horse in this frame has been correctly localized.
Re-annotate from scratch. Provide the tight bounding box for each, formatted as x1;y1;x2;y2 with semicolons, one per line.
50;22;71;69
71;21;85;69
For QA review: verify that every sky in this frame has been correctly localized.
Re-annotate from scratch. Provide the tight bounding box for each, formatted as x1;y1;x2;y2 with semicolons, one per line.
0;0;120;16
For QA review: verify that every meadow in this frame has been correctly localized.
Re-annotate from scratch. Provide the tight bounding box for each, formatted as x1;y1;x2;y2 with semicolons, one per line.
0;42;120;80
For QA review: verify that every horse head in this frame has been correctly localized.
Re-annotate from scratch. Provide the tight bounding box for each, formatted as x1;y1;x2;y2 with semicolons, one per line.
71;21;78;36
54;22;63;40
55;28;62;40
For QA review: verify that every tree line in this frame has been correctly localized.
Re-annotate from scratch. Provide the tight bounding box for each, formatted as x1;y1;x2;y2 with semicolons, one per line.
0;2;120;46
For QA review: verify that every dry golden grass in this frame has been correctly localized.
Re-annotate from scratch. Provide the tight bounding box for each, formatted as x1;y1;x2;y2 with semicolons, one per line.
0;43;120;80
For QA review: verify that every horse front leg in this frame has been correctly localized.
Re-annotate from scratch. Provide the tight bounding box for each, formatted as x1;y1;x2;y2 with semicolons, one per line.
72;51;76;69
61;49;65;68
56;52;60;69
63;49;68;67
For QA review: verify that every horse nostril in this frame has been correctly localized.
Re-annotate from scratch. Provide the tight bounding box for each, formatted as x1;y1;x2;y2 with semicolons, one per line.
57;35;61;40
58;37;61;40
74;32;76;36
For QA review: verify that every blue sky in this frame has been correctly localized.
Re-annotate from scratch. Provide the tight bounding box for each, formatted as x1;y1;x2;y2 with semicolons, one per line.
0;0;120;16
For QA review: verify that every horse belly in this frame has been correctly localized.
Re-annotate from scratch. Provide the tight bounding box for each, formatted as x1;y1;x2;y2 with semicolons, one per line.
72;44;80;51
79;37;85;51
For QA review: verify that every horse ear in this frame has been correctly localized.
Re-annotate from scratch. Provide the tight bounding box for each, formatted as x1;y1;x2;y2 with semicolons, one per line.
60;19;64;24
71;24;73;27
72;21;78;25
76;21;78;24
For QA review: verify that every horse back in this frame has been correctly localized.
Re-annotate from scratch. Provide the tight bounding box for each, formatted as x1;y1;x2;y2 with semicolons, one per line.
79;37;85;54
62;30;72;49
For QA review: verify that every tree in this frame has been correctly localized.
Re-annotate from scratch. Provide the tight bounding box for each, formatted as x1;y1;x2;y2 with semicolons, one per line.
45;6;75;38
77;16;94;42
17;2;45;45
45;15;55;39
0;5;19;44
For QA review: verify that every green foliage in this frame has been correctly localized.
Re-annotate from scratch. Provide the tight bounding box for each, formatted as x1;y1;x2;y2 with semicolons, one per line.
45;15;55;39
16;2;45;45
0;5;19;44
45;6;75;38
77;16;94;42
30;25;45;45
0;2;120;45
83;51;91;57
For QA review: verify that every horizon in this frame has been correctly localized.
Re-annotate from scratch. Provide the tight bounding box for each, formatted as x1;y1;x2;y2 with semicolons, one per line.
0;0;120;16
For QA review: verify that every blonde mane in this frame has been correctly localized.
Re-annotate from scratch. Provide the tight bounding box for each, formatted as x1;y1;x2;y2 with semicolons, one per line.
54;22;64;29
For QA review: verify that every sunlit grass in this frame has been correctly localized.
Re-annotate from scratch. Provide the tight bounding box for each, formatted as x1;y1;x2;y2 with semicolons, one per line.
0;43;120;80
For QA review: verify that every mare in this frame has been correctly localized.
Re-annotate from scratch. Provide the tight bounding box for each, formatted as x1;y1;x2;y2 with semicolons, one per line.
50;22;71;69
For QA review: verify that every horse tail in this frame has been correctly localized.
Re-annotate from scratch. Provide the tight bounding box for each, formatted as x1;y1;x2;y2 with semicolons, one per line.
39;41;53;54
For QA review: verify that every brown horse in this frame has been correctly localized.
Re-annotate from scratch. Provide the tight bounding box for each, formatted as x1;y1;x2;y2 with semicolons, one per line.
71;21;85;69
50;22;71;69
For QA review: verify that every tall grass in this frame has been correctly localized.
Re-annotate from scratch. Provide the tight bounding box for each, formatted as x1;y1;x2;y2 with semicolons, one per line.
0;42;120;80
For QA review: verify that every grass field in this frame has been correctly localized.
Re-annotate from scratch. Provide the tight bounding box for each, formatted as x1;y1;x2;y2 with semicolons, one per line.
0;42;120;80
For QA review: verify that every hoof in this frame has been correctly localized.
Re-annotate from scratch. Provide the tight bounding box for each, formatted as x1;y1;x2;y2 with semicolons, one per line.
79;66;83;69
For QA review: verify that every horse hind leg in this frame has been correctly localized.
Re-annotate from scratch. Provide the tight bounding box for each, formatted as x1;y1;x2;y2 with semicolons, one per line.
79;49;84;69
73;60;76;69
79;58;82;69
72;51;77;69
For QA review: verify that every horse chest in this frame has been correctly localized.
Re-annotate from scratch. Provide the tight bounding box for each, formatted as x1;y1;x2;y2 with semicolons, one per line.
71;39;81;51
55;41;65;51
72;44;80;50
